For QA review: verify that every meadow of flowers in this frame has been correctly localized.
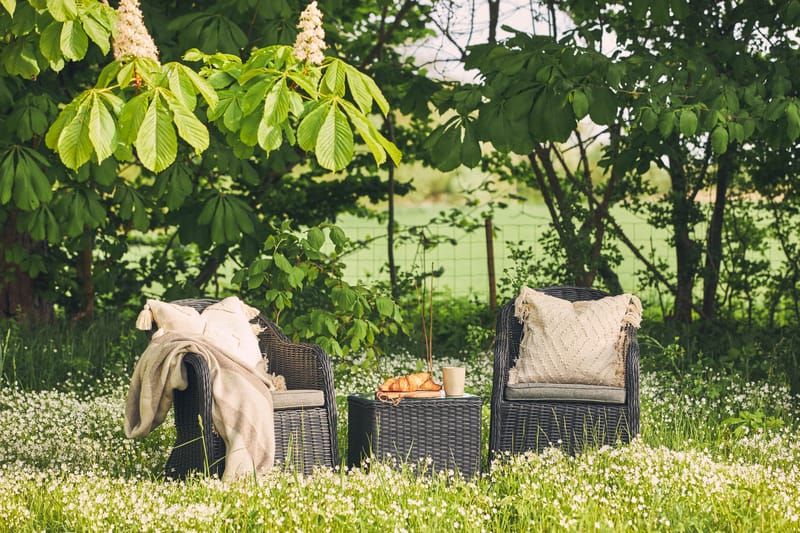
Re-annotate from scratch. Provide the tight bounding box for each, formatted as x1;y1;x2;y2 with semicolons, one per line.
0;352;798;532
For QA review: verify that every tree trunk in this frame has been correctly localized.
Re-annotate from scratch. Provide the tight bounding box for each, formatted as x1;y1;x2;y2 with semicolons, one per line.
702;150;734;320
0;210;54;322
73;230;95;320
528;147;590;286
669;156;698;322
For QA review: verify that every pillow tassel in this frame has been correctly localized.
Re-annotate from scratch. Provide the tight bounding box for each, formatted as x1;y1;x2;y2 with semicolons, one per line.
242;301;261;320
514;286;537;323
621;294;643;329
135;304;153;331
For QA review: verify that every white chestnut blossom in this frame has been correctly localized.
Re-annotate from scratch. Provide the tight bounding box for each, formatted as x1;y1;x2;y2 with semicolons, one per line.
113;0;160;64
293;1;327;65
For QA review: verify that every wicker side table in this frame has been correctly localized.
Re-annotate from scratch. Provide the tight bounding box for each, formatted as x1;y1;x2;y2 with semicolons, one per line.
347;394;483;477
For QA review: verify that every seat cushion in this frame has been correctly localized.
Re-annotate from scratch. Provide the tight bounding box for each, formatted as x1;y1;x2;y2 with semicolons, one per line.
271;389;325;410
505;382;626;404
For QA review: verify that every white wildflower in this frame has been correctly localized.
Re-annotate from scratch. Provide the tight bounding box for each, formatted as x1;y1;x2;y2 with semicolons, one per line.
113;0;160;64
293;1;327;65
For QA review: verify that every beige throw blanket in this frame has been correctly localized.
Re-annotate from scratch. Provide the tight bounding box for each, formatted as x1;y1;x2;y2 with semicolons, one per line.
124;331;282;481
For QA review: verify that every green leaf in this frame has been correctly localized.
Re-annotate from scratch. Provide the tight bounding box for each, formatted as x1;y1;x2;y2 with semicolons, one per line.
129;58;163;88
427;122;462;171
507;88;537;120
239;111;261;146
331;286;356;310
57;98;94;170
118;93;151;144
460;120;481;167
167;64;198;111
60;20;88;61
273;252;293;273
47;0;77;22
0;152;14;204
344;64;371;113
257;121;283;153
376;296;394;317
80;9;112;55
198;195;219;225
641;108;658;133
340;100;385;166
728;122;745;144
315;104;354;171
39;21;63;66
136;94;178;173
12;150;51;211
711;125;729;154
116;62;135;89
88;93;117;163
3;38;40;78
651;1;670;25
287;72;318;99
588;87;616;126
679;109;698;136
297;102;328;151
307;226;325;250
361;73;391;117
264;81;291;126
1;0;15;16
658;111;676;138
175;64;219;108
530;90;574;143
45;99;77;151
240;77;270;116
321;60;346;97
223;96;243;132
786;102;800;142
376;131;402;166
671;0;690;19
329;225;347;249
165;93;210;153
571;89;589;119
229;197;255;235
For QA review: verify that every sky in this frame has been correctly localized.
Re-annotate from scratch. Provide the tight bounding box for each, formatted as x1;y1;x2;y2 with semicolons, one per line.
407;0;560;82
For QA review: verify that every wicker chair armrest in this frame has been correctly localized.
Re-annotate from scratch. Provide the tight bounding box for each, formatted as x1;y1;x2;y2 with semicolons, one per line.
490;300;519;455
255;316;334;391
255;314;340;463
173;352;214;427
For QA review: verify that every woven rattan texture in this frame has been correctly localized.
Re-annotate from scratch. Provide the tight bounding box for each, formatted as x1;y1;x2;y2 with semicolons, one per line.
347;395;483;477
489;286;640;463
162;299;339;479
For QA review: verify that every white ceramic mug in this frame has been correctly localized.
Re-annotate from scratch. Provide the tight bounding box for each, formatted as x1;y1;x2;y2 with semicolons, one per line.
442;366;466;397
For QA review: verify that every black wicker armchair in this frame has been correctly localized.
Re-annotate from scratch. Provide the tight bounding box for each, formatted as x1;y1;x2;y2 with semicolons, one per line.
162;299;339;479
489;287;640;462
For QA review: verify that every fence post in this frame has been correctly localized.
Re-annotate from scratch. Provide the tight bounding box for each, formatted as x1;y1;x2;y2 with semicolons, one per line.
485;216;497;311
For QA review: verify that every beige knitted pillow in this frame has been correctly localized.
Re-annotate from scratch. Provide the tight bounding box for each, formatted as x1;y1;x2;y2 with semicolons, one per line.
508;287;642;387
135;297;265;371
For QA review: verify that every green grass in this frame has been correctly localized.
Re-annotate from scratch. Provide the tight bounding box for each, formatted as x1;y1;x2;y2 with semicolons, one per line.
1;351;798;532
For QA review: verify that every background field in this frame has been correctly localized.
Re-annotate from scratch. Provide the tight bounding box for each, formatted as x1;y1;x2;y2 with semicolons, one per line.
336;201;673;300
